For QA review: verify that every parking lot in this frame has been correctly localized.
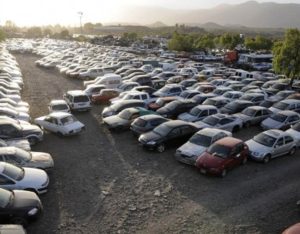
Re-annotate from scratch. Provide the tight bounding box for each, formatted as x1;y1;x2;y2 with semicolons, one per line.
16;53;300;234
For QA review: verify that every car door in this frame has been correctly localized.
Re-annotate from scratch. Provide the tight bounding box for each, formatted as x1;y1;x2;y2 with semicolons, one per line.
284;115;300;130
252;110;263;124
198;110;209;121
273;137;285;157
165;127;182;146
283;135;295;154
218;118;233;131
41;117;55;131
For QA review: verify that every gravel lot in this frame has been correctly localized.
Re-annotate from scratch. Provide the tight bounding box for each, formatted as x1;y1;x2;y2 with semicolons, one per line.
14;53;300;234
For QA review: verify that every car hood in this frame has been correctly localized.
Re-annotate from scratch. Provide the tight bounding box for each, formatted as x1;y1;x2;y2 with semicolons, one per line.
29;152;54;168
103;116;128;126
197;152;225;168
261;118;283;129
177;142;206;157
13;190;41;209
139;131;161;143
178;113;197;122
245;139;271;153
22;168;49;187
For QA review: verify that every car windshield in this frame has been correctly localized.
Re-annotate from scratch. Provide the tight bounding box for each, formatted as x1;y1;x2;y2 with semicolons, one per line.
180;92;190;98
253;133;276;147
189;134;212;147
15;148;31;161
153;124;171;136
292;122;300;132
74;95;89;103
273;102;288;110
3;163;24;181
52;104;68;111
189;107;202;116
0;189;11;208
118;110;132;120
158;86;171;93
242;108;256;117
224;103;237;111
164;102;178;111
61;115;76;125
202;116;219;126
207;144;231;159
270;113;287;123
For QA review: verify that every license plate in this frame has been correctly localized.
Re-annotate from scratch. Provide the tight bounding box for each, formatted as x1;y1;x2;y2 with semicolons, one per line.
200;168;206;174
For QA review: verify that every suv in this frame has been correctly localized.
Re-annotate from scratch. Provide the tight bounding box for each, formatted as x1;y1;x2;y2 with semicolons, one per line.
63;90;91;112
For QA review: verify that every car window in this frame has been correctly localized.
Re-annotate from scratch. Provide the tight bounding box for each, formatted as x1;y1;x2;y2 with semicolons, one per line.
141;94;148;100
5;155;22;164
0;174;14;185
180;125;194;135
254;110;262;117
276;137;284;146
199;110;209;117
0;125;18;136
168;127;181;138
209;109;218;115
284;136;294;144
219;118;231;125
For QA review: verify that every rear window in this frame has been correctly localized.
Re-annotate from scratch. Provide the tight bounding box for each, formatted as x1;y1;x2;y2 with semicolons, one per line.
74;95;89;103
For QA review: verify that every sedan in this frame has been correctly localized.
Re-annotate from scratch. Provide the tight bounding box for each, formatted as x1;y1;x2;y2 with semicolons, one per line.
195;137;249;177
261;111;300;130
34;112;85;136
234;106;272;127
103;107;156;131
246;129;297;163
130;115;169;136
177;105;218;122
175;128;232;165
0;188;42;226
138;120;199;152
195;114;243;132
0;162;49;194
156;100;196;119
48;100;70;113
0;147;54;170
286;122;300;147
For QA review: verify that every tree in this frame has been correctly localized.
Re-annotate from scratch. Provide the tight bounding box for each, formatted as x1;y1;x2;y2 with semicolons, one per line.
83;22;94;34
273;29;300;86
168;32;194;52
26;27;42;38
245;36;273;51
220;33;242;50
195;34;215;51
60;29;70;39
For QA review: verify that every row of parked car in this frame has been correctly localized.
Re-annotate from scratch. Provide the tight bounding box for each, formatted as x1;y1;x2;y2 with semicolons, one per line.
0;46;58;230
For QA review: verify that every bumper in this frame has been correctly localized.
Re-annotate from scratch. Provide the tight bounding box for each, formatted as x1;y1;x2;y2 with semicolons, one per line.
174;153;197;165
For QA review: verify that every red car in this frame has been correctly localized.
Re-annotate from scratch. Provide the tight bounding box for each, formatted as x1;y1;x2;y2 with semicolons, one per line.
91;89;119;104
195;137;248;177
148;96;177;111
282;223;300;234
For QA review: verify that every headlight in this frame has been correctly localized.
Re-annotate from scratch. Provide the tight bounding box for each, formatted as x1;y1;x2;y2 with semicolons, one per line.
252;151;263;157
28;207;38;216
147;141;156;145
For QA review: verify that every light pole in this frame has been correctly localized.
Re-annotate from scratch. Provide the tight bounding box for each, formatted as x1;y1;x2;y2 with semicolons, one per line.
78;11;83;34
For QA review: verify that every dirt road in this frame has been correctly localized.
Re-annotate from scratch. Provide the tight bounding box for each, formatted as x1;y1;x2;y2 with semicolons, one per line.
15;53;300;234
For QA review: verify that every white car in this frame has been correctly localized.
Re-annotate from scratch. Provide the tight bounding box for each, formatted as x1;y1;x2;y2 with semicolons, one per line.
0;107;30;122
175;128;232;165
195;114;243;132
48;100;70;113
0;162;49;194
0;138;31;151
34;112;85;136
246;129;297;163
286;122;300;147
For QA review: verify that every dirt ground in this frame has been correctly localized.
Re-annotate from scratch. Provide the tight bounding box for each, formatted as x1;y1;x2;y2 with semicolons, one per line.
14;53;300;234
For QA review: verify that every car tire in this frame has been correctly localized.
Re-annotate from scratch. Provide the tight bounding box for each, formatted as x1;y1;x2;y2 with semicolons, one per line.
10;217;28;226
156;144;165;153
289;147;296;156
221;169;227;177
241;157;247;165
28;137;38;146
263;154;271;164
232;126;239;132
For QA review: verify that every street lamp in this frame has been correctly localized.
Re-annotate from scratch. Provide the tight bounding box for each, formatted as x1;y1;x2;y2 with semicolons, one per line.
78;11;83;34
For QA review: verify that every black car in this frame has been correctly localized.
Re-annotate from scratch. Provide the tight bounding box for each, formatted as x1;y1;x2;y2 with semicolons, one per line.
138;120;199;152
0;188;42;226
0;119;43;145
130;114;169;136
220;100;254;115
101;100;145;118
156;100;196;119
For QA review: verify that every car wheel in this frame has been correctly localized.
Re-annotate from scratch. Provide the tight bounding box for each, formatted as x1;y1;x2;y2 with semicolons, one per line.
156;144;165;153
221;169;227;177
289;147;296;156
11;217;28;226
241;157;247;165
232;126;239;132
28;137;38;146
263;154;271;164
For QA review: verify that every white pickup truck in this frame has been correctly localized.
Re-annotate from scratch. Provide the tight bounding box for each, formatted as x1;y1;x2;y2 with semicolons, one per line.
110;91;157;105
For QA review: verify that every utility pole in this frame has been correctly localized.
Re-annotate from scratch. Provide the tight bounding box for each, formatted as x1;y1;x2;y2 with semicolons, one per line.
78;11;83;34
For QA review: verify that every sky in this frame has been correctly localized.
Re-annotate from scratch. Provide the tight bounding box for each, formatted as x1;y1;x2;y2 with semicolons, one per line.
1;0;300;26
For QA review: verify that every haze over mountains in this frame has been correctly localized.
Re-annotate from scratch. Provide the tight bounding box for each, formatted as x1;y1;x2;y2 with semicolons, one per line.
117;1;300;28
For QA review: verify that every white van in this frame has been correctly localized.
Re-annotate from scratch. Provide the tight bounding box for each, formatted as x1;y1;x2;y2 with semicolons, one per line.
63;90;91;112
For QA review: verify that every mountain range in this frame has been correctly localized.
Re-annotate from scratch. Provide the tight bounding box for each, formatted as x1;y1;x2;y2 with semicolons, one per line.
117;1;300;28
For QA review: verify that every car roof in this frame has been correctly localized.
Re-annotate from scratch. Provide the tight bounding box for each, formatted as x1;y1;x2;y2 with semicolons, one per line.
264;129;285;138
247;106;268;110
194;105;217;110
277;110;299;116
164;120;192;128
49;112;72;118
66;90;86;96
281;99;300;104
0;146;18;155
197;128;228;137
50;99;68;105
139;114;166;121
215;137;243;147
